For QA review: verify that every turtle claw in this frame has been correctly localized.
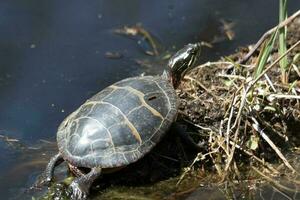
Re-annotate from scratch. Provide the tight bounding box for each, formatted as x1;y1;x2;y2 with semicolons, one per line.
69;181;88;200
32;173;52;189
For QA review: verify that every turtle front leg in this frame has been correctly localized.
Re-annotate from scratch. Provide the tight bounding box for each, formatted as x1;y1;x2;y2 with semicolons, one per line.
35;152;64;187
69;167;102;200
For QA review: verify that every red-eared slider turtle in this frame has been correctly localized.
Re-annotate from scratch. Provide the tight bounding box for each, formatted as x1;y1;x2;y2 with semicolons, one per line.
38;43;201;199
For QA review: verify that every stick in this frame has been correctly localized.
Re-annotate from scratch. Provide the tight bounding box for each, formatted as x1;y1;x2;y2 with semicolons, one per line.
250;116;296;173
230;40;300;131
239;9;300;64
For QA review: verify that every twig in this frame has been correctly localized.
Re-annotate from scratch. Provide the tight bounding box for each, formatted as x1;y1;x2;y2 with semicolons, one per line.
250;116;296;173
225;94;238;152
229;84;248;131
217;74;246;80
185;76;221;100
176;150;219;186
183;119;215;132
224;111;242;173
239;9;300;64
210;126;280;173
189;121;280;174
252;167;298;193
228;140;278;173
264;74;277;92
194;61;233;69
230;40;300;131
268;93;300;100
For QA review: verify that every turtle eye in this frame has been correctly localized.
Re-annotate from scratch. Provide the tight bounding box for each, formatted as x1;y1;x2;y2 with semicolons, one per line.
147;95;157;101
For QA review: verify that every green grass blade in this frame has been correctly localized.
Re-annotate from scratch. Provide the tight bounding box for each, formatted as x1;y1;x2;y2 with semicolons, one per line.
255;28;278;78
279;0;288;83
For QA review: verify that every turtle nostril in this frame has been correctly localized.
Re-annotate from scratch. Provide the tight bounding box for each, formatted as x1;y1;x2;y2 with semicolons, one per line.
147;96;157;101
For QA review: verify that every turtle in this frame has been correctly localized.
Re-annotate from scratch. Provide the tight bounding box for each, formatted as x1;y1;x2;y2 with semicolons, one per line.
37;43;201;199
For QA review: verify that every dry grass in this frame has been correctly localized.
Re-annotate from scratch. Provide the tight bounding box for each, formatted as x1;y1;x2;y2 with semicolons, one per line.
177;9;300;194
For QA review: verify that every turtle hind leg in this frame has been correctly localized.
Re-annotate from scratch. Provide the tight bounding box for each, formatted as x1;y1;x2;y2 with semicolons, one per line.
69;167;102;200
34;152;64;188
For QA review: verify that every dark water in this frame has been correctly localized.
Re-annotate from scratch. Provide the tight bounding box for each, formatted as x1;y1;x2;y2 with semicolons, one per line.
0;0;300;199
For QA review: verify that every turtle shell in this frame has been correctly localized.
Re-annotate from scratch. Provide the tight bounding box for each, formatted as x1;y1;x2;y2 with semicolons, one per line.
57;76;178;168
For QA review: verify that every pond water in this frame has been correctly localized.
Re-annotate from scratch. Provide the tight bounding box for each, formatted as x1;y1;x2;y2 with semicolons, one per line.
0;0;300;199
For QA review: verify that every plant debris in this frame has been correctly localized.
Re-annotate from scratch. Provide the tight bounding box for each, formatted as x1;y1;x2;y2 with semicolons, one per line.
176;9;300;196
114;24;160;56
219;19;236;41
104;51;123;59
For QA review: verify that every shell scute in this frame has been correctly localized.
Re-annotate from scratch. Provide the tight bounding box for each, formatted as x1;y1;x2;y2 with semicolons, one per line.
57;76;178;168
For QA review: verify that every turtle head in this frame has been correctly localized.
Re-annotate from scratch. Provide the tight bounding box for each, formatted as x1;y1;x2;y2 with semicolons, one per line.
168;43;201;88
